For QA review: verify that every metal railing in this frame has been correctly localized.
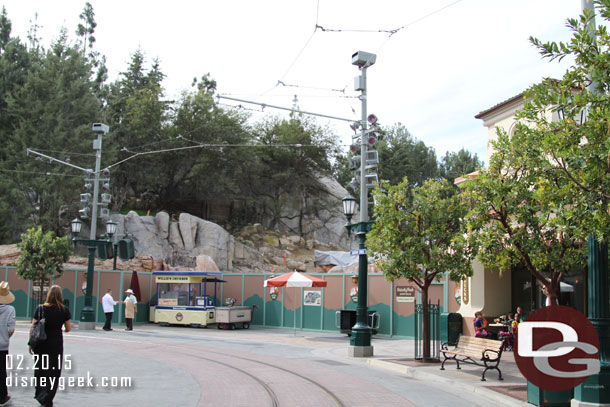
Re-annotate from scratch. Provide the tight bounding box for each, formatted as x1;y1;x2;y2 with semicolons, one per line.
414;300;441;361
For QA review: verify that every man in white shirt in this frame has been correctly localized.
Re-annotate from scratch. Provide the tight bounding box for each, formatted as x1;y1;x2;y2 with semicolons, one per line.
102;289;118;331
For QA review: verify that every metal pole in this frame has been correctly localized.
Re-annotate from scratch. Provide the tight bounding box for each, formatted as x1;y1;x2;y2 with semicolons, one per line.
113;240;118;271
80;129;105;329
573;2;610;405
90;134;103;239
349;62;373;356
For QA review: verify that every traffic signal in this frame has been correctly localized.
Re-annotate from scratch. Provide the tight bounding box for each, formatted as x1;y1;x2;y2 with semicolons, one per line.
117;239;135;261
97;241;113;261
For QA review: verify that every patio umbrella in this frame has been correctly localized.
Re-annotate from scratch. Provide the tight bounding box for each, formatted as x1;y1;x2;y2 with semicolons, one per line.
264;271;327;335
129;270;142;300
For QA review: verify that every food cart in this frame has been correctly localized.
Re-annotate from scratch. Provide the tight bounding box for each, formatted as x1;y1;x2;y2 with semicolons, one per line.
150;270;223;327
216;306;253;330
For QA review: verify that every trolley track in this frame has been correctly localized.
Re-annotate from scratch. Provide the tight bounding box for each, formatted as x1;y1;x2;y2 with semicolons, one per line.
63;331;347;407
177;349;346;407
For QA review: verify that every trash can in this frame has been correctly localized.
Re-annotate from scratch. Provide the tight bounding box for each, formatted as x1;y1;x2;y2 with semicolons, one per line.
447;313;462;345
335;309;379;336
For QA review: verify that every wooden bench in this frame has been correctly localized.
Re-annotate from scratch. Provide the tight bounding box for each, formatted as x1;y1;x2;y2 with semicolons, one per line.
440;335;504;381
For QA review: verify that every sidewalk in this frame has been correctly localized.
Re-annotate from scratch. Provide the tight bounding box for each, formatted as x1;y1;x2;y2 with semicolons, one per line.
362;341;528;407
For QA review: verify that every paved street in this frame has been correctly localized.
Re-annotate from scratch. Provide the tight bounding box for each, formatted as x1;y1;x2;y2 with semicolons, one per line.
5;322;528;406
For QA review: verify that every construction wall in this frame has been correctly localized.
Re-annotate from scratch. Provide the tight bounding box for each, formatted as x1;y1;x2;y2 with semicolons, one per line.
1;266;461;338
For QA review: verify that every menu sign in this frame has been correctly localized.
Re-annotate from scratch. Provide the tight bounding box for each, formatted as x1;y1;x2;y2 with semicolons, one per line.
396;286;415;303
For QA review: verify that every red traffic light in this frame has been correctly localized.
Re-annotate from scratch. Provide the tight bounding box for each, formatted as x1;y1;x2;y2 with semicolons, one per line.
367;114;378;125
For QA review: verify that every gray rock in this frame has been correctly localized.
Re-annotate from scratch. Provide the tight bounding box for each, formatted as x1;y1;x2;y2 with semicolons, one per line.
179;213;196;251
155;212;170;239
124;211;169;259
168;222;184;250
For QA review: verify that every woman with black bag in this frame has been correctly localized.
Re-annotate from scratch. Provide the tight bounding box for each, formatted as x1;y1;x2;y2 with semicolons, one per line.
29;285;71;407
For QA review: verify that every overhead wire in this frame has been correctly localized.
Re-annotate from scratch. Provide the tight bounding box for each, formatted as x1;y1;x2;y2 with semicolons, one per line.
0;168;83;177
105;141;348;170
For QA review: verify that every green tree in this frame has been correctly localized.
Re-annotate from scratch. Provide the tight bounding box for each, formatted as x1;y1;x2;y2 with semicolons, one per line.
16;226;71;303
249;115;341;233
158;75;251;213
464;129;587;305
464;1;610;305
1;27;101;243
376;124;437;187
367;178;474;360
520;2;610;239
439;148;483;184
103;50;170;209
0;8;32;241
75;2;96;55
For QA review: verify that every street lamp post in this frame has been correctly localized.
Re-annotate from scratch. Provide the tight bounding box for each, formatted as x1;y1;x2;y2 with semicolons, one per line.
71;218;116;330
341;50;377;358
572;2;610;406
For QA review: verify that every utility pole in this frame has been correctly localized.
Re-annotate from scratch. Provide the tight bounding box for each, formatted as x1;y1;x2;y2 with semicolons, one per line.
348;51;377;357
572;1;610;406
30;123;112;330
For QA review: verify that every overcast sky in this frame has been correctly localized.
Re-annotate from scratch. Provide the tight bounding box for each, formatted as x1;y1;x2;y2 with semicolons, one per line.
1;0;585;164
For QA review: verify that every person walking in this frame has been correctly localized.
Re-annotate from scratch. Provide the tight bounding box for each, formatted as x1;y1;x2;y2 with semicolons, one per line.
122;289;137;331
0;282;16;406
29;285;71;407
102;289;117;331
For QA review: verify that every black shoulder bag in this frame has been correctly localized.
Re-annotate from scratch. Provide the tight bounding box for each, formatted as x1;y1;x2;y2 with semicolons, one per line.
28;305;47;347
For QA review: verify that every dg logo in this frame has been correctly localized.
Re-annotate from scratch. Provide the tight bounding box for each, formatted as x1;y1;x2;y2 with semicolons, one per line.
515;305;600;391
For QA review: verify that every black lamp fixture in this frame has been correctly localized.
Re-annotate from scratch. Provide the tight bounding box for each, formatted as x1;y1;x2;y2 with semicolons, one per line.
71;218;83;240
342;194;357;224
105;219;117;238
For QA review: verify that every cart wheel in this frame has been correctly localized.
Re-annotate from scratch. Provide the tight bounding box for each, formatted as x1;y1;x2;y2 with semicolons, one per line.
243;322;250;329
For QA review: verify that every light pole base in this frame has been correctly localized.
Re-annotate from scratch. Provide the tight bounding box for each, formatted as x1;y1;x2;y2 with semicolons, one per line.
571;400;610;407
348;345;374;358
572;368;610;407
79;321;96;330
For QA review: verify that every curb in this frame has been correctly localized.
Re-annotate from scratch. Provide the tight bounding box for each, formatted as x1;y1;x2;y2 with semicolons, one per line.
367;359;529;407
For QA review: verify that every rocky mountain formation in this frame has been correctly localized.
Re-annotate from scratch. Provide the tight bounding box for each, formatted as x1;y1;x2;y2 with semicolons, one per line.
0;175;365;274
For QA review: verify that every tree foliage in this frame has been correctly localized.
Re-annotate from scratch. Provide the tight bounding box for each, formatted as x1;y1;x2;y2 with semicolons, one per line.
522;1;610;239
367;178;474;359
439;148;483;183
462;3;610;304
0;4;481;245
16;226;71;302
376;124;438;187
464;129;587;305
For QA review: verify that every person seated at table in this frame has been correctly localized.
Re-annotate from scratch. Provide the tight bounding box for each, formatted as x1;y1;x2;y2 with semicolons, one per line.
474;312;489;338
498;312;515;350
512;307;524;334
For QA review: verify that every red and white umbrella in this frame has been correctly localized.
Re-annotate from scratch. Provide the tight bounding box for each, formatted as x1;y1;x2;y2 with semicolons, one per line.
264;272;327;335
264;271;328;288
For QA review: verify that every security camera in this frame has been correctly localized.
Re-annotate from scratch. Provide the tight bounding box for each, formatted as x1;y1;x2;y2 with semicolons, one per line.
352;51;376;68
92;123;109;135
